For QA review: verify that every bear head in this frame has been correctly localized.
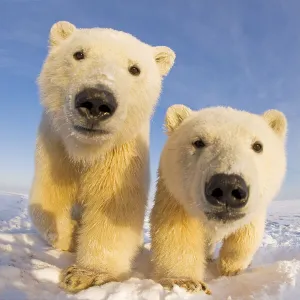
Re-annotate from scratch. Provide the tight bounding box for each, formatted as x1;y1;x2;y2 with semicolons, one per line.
160;105;288;224
38;21;175;160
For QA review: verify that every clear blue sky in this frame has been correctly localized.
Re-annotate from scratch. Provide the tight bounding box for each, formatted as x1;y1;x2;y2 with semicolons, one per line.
0;0;299;200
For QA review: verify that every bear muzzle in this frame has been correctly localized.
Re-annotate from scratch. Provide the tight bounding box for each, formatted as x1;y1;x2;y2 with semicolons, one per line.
205;173;249;210
75;87;118;122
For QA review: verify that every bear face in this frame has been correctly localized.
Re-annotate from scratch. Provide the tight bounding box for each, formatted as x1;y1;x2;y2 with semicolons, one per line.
160;105;287;224
38;21;175;160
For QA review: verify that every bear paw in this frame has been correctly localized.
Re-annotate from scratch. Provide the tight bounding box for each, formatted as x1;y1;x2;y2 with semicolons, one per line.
59;265;117;293
220;268;242;276
218;259;251;277
52;236;76;252
158;277;211;294
47;219;78;252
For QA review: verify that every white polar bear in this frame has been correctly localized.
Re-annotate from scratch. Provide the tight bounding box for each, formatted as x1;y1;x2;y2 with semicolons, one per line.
28;21;175;293
150;105;287;294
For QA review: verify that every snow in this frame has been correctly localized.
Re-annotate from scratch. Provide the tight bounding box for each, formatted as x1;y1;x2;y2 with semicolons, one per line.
0;191;300;300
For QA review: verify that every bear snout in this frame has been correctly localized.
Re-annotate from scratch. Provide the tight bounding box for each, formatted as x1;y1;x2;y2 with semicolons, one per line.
75;87;118;122
205;173;249;210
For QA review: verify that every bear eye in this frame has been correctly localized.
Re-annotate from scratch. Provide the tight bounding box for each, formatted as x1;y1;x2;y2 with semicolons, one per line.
73;51;85;60
129;65;141;76
193;139;206;149
252;141;263;153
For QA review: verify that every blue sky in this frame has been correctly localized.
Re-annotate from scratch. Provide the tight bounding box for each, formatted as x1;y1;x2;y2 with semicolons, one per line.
0;0;299;200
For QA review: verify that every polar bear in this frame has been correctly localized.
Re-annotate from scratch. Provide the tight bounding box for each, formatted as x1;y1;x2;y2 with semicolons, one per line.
150;105;287;294
28;21;175;293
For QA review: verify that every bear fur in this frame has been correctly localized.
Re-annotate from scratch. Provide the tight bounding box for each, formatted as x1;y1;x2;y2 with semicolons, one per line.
150;105;287;294
28;21;175;293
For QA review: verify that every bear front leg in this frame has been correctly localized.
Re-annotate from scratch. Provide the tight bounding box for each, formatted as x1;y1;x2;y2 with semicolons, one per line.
29;130;78;252
59;190;145;293
150;211;210;294
149;181;211;295
29;185;77;252
218;214;266;276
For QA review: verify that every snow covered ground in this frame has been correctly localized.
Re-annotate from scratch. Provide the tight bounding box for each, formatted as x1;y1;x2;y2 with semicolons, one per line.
0;191;300;300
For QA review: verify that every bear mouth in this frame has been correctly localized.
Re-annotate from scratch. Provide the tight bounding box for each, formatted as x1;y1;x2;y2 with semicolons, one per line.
205;211;245;222
73;125;109;136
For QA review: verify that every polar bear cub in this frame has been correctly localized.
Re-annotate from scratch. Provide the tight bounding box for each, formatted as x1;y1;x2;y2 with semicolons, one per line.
150;105;287;294
29;21;175;293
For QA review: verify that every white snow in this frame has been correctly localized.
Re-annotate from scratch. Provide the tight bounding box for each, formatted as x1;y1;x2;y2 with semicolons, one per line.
0;191;300;300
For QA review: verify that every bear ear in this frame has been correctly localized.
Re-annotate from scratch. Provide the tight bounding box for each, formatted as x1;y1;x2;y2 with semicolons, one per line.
49;21;76;48
153;46;176;76
164;104;192;135
262;109;288;138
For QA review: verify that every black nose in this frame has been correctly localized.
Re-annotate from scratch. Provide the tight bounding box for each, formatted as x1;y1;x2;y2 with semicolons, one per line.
75;88;117;121
205;173;249;209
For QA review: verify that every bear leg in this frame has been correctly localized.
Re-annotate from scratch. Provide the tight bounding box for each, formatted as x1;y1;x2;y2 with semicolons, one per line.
59;187;145;292
150;180;210;294
29;198;78;252
218;214;266;276
29;131;78;252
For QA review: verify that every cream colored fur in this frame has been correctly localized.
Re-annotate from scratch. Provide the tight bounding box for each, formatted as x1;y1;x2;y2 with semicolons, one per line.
29;21;175;293
150;104;287;294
